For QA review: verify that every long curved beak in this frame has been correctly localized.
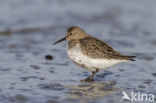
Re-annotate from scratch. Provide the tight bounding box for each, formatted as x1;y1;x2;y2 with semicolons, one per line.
53;36;66;45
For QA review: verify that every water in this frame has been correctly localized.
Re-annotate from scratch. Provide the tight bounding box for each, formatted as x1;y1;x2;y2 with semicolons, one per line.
0;0;156;103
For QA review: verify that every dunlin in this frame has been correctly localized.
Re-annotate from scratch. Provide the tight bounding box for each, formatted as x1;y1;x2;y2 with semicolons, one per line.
53;26;135;82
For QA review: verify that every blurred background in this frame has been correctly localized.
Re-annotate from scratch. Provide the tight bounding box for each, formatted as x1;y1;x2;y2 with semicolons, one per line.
0;0;156;103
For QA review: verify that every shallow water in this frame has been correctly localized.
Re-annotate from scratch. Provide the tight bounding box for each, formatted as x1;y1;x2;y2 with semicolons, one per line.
0;0;156;103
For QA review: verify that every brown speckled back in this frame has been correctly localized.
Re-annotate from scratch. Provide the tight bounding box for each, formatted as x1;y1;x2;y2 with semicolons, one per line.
79;36;132;60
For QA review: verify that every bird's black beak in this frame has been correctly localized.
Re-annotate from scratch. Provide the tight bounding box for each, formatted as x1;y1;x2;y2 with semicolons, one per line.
53;36;66;45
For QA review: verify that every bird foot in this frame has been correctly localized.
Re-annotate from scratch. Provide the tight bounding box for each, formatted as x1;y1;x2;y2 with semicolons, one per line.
80;76;94;82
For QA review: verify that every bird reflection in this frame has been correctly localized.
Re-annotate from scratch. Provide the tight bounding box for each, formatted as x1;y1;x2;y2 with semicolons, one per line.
65;81;118;99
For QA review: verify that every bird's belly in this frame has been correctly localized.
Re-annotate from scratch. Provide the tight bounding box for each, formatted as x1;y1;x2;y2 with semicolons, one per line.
67;48;126;71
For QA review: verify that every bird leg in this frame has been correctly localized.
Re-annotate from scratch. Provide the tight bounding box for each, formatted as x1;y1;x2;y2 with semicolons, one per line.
91;69;99;80
81;69;99;82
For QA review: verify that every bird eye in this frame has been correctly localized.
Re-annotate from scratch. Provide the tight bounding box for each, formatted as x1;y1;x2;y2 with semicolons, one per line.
69;32;72;35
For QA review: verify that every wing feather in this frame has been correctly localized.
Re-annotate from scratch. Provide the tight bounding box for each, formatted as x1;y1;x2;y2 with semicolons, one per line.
79;36;135;60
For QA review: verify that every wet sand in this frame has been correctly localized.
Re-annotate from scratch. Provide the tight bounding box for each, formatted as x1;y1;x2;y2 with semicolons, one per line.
0;0;156;103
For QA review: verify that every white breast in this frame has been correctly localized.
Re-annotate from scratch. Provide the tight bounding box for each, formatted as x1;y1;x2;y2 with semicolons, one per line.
67;44;127;71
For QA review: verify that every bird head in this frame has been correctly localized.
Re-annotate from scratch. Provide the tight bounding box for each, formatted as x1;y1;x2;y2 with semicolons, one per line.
53;26;87;45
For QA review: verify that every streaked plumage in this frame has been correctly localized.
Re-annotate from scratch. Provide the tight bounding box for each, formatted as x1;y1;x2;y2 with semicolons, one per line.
53;26;135;82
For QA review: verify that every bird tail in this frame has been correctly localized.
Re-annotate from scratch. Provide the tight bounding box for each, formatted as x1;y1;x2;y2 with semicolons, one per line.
126;55;136;61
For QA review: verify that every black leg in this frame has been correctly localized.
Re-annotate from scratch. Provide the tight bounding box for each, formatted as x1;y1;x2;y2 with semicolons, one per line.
81;69;99;82
91;71;95;80
91;69;99;80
